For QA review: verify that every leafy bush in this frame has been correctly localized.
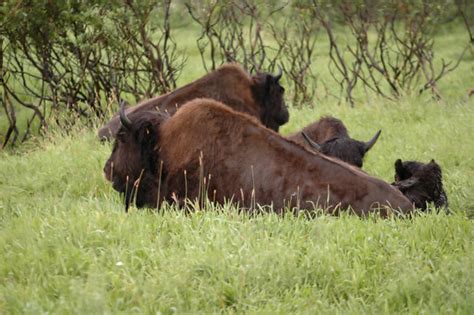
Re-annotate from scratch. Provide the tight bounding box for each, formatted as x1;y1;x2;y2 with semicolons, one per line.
1;0;184;146
0;0;470;146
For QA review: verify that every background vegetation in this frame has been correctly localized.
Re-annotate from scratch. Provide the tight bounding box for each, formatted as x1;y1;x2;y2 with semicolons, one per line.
1;0;473;313
1;0;473;145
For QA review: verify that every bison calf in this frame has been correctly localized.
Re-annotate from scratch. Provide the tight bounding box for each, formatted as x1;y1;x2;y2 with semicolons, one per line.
392;159;449;212
104;99;413;217
288;117;381;168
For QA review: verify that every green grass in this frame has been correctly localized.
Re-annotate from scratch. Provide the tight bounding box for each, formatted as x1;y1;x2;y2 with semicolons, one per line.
1;20;473;314
1;98;473;313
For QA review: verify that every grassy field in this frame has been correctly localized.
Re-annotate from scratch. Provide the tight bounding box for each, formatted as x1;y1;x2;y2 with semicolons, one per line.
1;22;474;313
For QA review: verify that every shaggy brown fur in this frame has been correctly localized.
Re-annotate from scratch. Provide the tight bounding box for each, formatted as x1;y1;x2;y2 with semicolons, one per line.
392;159;449;212
98;64;288;140
103;110;169;210
104;99;413;216
288;117;381;168
291;116;350;143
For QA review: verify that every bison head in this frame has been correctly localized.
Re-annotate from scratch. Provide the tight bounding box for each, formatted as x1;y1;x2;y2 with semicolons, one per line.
302;130;381;168
393;159;448;211
252;67;289;132
103;103;168;211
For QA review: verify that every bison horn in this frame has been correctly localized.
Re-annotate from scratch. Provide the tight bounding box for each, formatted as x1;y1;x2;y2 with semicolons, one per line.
274;65;283;83
364;129;382;152
119;101;132;130
301;131;321;151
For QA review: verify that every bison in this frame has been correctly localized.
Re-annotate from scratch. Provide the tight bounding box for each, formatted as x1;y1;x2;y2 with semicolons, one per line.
104;98;413;217
392;159;449;212
98;63;289;140
288;116;381;168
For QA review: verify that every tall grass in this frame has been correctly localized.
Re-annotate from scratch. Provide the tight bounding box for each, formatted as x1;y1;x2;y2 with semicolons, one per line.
1;96;473;313
1;21;473;314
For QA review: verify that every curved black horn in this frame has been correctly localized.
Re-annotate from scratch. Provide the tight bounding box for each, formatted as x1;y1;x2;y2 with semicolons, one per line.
119;101;132;130
301;131;321;151
274;65;283;82
364;129;382;152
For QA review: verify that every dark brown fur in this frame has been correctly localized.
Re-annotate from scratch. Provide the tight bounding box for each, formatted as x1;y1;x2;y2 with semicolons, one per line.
98;63;288;140
288;117;380;168
103;111;169;210
392;159;449;212
291;116;349;143
104;99;413;216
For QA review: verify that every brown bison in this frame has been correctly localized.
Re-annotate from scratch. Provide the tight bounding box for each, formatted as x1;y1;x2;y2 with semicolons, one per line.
288;116;381;168
98;63;289;140
104;98;413;216
392;159;449;212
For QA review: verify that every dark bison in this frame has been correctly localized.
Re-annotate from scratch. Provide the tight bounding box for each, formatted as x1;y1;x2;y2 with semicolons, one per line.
392;159;449;212
288;116;381;168
98;63;289;140
104;98;413;216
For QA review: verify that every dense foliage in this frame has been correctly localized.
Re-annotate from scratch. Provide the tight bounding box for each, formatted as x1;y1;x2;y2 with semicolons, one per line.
1;0;472;146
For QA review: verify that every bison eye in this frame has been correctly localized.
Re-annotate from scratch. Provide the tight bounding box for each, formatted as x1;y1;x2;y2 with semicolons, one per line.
117;131;128;142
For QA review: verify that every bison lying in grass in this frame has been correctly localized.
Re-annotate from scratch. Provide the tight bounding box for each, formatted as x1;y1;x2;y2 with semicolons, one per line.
104;98;413;217
288;116;381;168
98;64;289;140
392;159;449;212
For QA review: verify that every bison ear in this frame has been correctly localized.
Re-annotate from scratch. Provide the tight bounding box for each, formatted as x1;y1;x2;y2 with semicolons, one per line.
427;159;442;176
394;159;404;180
394;177;419;192
395;159;403;172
